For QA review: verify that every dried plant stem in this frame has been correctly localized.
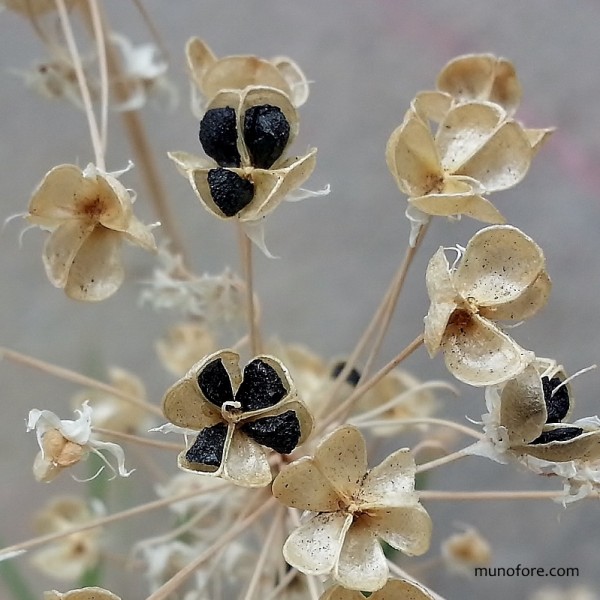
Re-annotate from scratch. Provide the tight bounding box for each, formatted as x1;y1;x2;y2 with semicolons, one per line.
55;0;105;169
88;0;108;152
416;447;469;473
145;496;277;600
353;417;484;440
242;505;284;600
264;568;298;600
0;347;163;417
419;490;572;501
320;333;425;432
0;483;230;559
238;225;262;355
92;427;183;451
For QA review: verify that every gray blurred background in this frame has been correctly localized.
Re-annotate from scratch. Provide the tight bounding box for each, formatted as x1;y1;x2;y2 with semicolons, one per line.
1;1;599;599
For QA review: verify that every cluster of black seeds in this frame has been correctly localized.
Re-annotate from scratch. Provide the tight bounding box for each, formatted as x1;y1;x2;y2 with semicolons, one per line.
542;376;570;423
199;103;291;216
186;422;228;467
241;410;301;454
530;427;583;445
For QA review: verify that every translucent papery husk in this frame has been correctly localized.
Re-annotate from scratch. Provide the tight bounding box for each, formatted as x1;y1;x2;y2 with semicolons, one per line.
270;55;310;107
497;364;548;445
221;428;273;487
519;425;600;462
320;578;436;600
526;127;555;155
453;225;547;310
409;176;506;223
410;91;453;124
43;588;120;600
191;150;317;221
436;53;522;117
442;314;534;386
168;150;213;177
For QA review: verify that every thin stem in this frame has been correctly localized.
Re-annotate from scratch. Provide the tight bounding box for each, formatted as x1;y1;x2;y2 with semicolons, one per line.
55;0;105;169
92;427;183;451
88;0;109;153
145;496;277;600
0;483;230;559
416;447;469;474
419;490;574;501
0;347;163;417
238;226;261;355
264;568;298;600
353;416;483;440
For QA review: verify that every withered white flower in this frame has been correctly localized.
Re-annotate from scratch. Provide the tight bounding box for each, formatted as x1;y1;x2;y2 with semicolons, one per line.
386;101;533;225
28;163;156;301
319;578;436;600
27;401;133;482
441;525;492;576
31;496;102;581
424;225;550;386
273;426;432;592
44;588;120;600
186;37;309;111
161;350;313;487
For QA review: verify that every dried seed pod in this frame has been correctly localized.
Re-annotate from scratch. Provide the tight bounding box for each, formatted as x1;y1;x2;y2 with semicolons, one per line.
241;410;301;453
207;168;254;217
185;422;228;468
199;106;241;167
243;104;291;168
236;358;288;411
531;427;584;445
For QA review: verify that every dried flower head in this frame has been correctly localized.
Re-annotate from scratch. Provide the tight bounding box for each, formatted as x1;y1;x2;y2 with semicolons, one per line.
320;578;436;600
161;350;313;487
273;426;432;592
441;525;492;576
28;163;157;301
186;37;309;110
44;588;120;600
424;224;550;386
27;401;133;481
31;496;102;580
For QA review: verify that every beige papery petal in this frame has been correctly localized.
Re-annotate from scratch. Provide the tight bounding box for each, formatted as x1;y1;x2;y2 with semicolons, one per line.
315;426;367;499
442;314;533;386
386;112;443;197
520;428;600;462
62;228;124;301
453;225;546;307
525;128;555;155
482;271;552;322
411;91;453;124
283;512;353;575
320;579;436;600
90;171;134;232
423;247;457;357
271;55;310;106
222;429;272;487
121;215;157;252
409;177;506;223
498;365;547;445
437;54;522;116
44;588;120;600
272;456;341;512
168;151;213;177
185;37;217;90
368;504;433;556
334;524;388;591
357;448;417;508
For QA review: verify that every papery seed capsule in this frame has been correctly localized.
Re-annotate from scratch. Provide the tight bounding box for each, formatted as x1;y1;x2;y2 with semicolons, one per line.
542;376;570;423
186;422;228;467
236;359;287;411
207;168;254;217
199;107;241;167
530;427;583;445
243;104;290;169
241;410;301;454
330;361;361;387
198;359;234;408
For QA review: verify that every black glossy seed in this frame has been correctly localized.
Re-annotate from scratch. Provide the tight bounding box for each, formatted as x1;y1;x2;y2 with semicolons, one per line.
207;168;254;217
330;361;361;387
241;410;301;454
236;359;287;412
197;359;234;408
199;107;241;167
530;427;583;445
542;376;570;423
185;423;228;467
243;104;290;169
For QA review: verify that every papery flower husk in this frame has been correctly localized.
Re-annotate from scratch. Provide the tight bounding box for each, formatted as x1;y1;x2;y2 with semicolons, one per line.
518;422;600;462
44;588;120;600
320;578;436;600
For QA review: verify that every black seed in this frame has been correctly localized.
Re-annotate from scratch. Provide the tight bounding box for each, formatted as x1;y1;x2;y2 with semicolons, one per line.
241;410;301;454
207;168;254;217
185;423;228;467
542;376;570;423
197;359;234;408
199;107;241;167
236;359;287;412
243;104;290;169
330;361;361;387
530;427;583;445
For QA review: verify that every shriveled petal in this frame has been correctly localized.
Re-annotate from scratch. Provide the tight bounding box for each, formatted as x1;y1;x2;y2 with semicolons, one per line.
358;448;417;508
437;54;521;116
386;112;442;197
442;314;534;386
456;120;532;192
525;127;555;155
271;55;310;106
42;220;95;288
454;225;546;306
63;228;124;301
481;271;551;321
168;151;213;177
315;426;367;499
222;430;272;487
283;512;352;575
436;102;505;173
272;456;341;512
121;216;157;252
93;173;134;232
43;589;121;600
368;503;432;556
411;91;453;123
334;524;388;592
499;365;547;445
